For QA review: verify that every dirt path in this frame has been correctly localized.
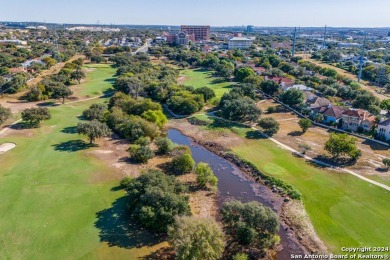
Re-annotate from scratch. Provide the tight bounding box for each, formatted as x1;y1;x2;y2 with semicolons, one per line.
296;55;388;101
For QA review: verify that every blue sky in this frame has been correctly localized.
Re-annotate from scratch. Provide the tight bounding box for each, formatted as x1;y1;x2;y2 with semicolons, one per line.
1;0;389;27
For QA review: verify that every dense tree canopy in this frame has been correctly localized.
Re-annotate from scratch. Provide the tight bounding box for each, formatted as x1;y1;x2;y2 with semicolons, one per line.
168;216;225;260
124;170;191;233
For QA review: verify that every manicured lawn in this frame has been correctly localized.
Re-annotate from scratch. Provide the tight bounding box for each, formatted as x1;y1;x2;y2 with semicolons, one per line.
75;64;116;97
180;68;234;100
194;114;390;253
0;66;164;259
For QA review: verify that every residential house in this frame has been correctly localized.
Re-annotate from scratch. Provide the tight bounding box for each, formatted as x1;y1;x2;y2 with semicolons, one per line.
264;76;294;90
307;96;331;109
313;104;346;124
285;84;313;92
377;118;390;141
341;109;376;132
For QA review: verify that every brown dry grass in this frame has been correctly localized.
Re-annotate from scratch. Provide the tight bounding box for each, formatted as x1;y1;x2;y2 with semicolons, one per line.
259;99;390;184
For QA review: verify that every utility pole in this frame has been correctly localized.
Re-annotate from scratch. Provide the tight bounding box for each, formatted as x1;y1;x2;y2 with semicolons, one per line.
291;27;297;58
358;34;366;83
322;25;327;49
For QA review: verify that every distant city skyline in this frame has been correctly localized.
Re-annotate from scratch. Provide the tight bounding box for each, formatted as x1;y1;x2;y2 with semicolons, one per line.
1;0;390;27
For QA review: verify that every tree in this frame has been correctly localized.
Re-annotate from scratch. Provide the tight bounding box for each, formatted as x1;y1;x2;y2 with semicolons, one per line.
383;158;390;171
195;162;218;189
260;80;280;96
155;137;174;154
314;113;324;123
125;169;191;233
77;120;111;144
128;144;154;163
234;67;254;82
258;117;280;135
168;216;225;260
280;88;304;107
82;103;107;121
141;109;167;128
233;253;249;260
220;200;279;249
171;153;195;175
220;96;261;122
42;57;56;68
324;133;362;160
380;99;390;111
193;86;216;101
298;118;312;133
51;84;73;104
70;70;86;84
21;107;51;127
0;105;11;125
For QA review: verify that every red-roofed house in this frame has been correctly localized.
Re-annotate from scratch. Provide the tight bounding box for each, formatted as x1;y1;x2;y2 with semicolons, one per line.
341;109;376;132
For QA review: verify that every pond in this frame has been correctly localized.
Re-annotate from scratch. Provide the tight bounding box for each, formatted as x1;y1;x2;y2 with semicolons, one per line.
168;128;305;259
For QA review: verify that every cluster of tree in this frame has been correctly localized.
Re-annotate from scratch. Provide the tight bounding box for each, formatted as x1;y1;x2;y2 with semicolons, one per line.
1;72;29;93
219;85;261;122
25;58;86;102
123;169;191;233
221;200;280;258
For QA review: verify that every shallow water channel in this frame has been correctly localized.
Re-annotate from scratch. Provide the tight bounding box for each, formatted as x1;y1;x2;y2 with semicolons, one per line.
168;128;305;259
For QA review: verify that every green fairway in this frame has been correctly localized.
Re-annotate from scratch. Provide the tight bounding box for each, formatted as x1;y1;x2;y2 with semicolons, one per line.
193;114;390;253
76;64;116;97
180;68;234;100
0;65;164;259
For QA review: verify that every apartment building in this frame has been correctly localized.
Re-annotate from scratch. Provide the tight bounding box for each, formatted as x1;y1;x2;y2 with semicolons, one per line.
180;25;210;41
228;37;254;49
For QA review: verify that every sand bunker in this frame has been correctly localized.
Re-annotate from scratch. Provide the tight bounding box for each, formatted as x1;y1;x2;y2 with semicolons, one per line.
0;143;16;154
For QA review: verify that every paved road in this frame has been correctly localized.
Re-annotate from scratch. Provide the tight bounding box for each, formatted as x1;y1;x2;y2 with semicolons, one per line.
132;39;151;55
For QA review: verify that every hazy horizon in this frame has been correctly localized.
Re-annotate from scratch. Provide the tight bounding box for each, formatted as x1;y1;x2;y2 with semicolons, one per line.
1;0;390;27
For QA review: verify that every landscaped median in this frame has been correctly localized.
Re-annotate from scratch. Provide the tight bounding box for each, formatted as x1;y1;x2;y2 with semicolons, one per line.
188;113;390;253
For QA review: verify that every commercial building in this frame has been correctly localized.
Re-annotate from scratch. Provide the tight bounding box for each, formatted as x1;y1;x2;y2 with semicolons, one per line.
228;37;254;49
180;25;210;41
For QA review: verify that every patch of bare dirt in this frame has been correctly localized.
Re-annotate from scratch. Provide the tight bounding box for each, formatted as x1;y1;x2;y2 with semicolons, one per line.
168;118;243;148
177;173;217;219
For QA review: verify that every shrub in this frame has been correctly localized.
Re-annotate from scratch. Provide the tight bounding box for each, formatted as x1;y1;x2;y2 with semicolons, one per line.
128;144;154;163
171;153;195;175
383;158;390;170
155;137;174;154
134;136;151;146
195;162;218;189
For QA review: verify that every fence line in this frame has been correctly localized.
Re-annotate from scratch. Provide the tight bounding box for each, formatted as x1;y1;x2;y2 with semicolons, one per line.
258;91;389;147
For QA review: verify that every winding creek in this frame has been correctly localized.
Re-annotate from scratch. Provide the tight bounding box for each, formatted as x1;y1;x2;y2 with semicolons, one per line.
168;128;306;259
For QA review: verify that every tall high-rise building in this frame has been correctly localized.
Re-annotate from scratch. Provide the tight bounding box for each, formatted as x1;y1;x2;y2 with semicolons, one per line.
180;25;210;41
246;25;254;33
